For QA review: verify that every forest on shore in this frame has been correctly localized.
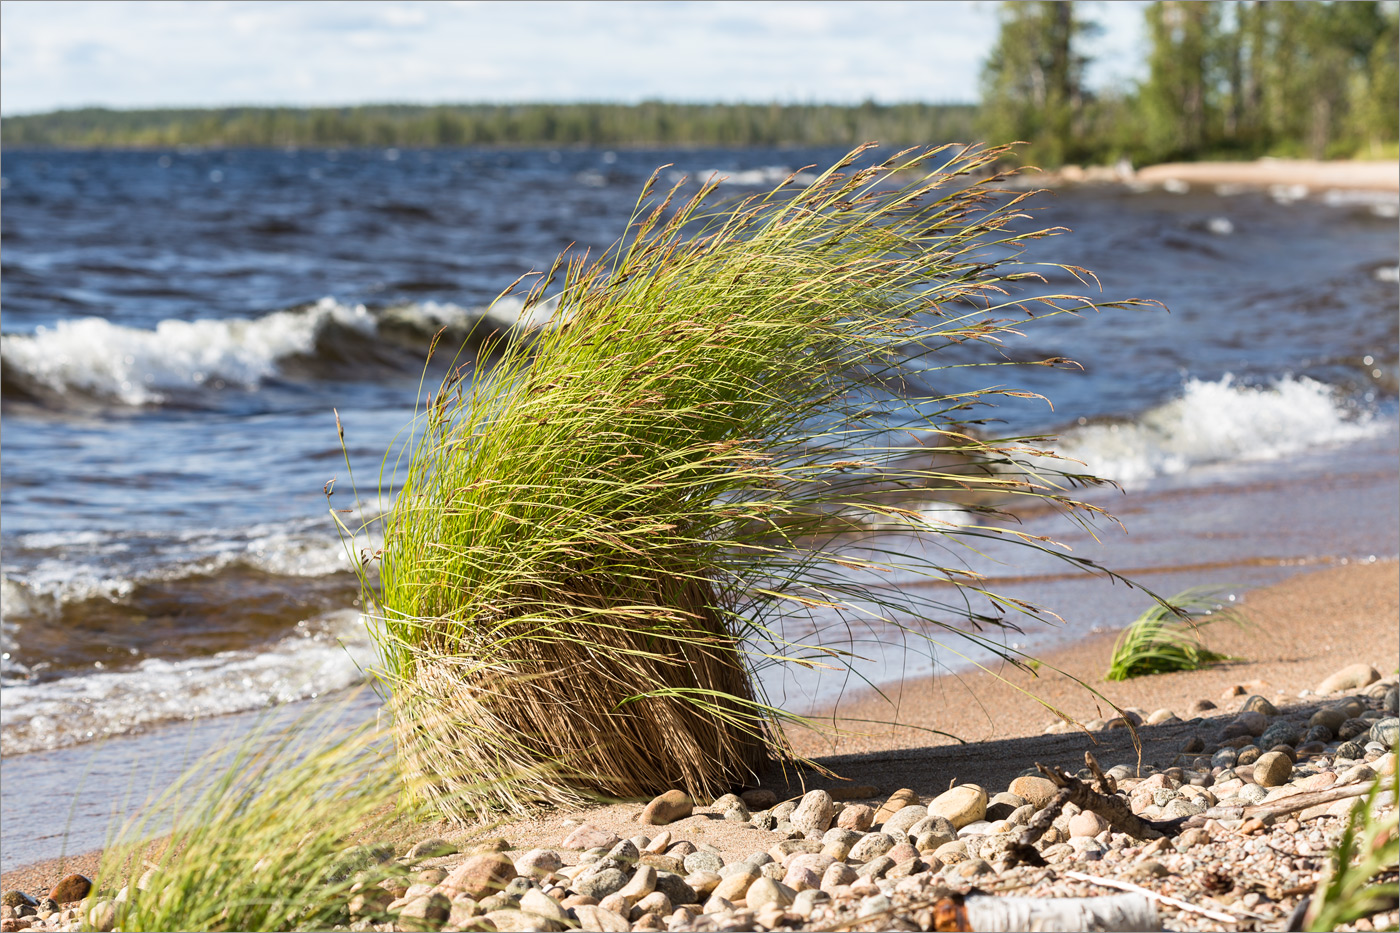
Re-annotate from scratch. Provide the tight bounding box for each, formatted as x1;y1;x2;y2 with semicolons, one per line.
3;1;1396;167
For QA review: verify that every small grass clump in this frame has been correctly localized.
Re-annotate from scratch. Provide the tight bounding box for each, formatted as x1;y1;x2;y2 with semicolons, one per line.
1104;586;1242;681
349;142;1155;819
94;701;411;932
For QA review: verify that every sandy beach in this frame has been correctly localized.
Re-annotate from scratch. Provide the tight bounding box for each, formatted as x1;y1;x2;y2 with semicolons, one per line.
1043;156;1399;193
5;559;1395;911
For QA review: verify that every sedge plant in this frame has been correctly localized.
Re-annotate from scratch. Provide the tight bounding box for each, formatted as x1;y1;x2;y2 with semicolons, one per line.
346;142;1158;819
1104;586;1242;681
1307;758;1399;931
92;697;414;932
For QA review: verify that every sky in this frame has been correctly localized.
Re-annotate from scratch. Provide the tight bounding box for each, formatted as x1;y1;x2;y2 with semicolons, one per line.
0;0;1149;117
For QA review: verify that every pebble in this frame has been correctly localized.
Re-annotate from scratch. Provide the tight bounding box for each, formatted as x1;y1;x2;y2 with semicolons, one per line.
790;790;835;837
873;788;920;824
741;789;778;810
562;823;620;851
1007;775;1058;809
835;804;874;831
881;804;928;836
42;878;90;907
1316;663;1380;695
641;790;693;826
1371;717;1398;748
927;784;987;828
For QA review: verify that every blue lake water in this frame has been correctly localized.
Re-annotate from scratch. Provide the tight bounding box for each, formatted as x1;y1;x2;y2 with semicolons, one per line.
2;146;1397;870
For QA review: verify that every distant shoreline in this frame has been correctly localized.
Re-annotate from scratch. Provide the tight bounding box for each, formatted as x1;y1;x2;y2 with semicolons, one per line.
1040;157;1399;193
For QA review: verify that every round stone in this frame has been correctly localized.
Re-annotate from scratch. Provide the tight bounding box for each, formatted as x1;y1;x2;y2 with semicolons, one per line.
1241;695;1279;716
640;790;693;826
927;784;987;829
1369;717;1398;749
881;804;929;837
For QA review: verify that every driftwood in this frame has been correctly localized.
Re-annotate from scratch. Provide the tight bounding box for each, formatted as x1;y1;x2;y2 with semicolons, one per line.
818;891;1161;932
943;892;1161;932
1062;870;1239;924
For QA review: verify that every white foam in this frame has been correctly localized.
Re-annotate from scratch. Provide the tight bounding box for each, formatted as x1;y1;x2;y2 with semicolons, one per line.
1;515;370;625
0;296;558;406
0;610;375;755
1050;375;1383;487
666;166;819;189
0;298;376;404
1206;217;1234;236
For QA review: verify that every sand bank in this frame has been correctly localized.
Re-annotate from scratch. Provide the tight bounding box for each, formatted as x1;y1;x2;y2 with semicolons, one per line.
1133;158;1398;192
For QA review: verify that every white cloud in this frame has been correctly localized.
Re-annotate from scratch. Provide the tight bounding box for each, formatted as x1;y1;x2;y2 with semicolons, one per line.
0;0;1145;115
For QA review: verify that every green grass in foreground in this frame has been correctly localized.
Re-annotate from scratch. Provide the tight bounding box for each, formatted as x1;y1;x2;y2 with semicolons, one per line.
340;142;1160;820
1104;586;1242;681
94;700;414;931
1308;756;1400;931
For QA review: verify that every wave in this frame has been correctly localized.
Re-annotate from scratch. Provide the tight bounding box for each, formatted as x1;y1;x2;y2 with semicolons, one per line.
0;609;375;756
0;296;559;408
1051;374;1386;487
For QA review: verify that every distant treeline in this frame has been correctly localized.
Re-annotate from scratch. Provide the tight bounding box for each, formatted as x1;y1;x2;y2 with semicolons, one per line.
982;0;1399;167
0;102;979;150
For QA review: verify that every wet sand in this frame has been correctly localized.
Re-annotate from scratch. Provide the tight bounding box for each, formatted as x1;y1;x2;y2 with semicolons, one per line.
5;558;1394;897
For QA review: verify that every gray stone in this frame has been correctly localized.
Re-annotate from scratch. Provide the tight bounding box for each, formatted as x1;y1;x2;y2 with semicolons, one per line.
1336;739;1367;760
848;831;896;862
1212;747;1239;768
514;849;563;879
1259;721;1301;748
859;894;893;918
684;850;724;875
407;838;459;861
1339;718;1373;741
881;804;929;837
1370;717;1398;749
771;800;799;823
744;877;795;911
789;790;836;837
574;868;628;900
791;888;829;918
653;871;698;906
854;855;895;879
985;793;1027;822
1225;710;1268;737
571;904;631;932
1305;724;1334;744
397;892;451;932
1241;695;1279;716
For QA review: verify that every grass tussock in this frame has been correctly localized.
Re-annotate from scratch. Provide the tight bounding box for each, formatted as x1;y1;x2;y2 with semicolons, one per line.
1307;758;1399;931
344;142;1156;819
94;699;411;932
1104;586;1242;681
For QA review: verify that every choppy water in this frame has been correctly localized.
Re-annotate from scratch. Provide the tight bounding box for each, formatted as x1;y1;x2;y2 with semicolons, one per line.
1;147;1397;867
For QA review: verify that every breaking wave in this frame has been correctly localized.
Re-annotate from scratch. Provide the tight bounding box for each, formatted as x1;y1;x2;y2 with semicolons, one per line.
0;296;559;407
1052;374;1386;486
